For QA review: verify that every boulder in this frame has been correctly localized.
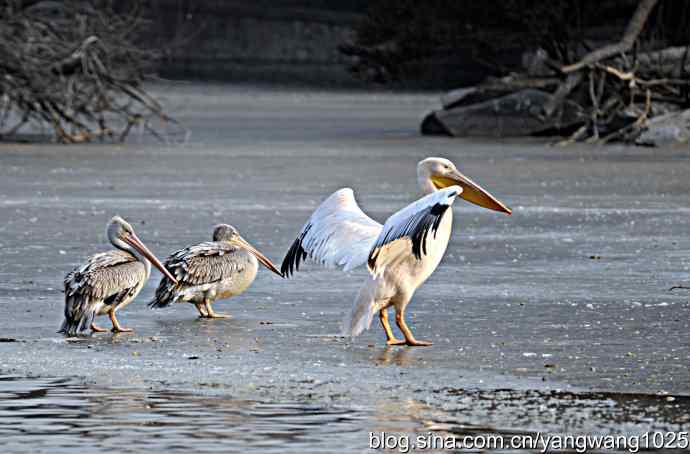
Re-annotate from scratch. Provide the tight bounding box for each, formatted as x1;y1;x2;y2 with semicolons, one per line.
636;110;690;146
422;88;581;137
440;87;479;110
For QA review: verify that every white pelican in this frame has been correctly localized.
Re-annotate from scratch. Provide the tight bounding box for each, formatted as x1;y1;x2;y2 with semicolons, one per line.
281;157;511;346
149;224;282;318
60;216;177;336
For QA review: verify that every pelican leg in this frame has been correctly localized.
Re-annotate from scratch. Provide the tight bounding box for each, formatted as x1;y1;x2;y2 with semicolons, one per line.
90;323;108;333
203;300;230;319
380;308;405;345
395;308;432;347
109;310;133;333
194;302;208;318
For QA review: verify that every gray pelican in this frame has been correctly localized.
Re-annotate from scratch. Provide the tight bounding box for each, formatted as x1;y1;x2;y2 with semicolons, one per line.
149;224;282;318
281;157;511;346
60;216;177;336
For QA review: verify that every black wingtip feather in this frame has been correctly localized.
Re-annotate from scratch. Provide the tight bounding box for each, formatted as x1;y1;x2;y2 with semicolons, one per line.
281;224;313;278
281;237;305;278
373;202;450;265
411;204;448;260
367;250;377;271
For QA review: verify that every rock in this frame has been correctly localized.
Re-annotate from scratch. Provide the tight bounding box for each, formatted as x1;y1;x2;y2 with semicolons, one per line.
423;89;581;137
420;112;452;136
636;110;690;146
440;87;478;110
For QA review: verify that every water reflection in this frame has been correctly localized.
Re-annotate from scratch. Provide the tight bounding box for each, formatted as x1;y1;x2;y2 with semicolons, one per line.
0;376;367;453
372;347;418;367
409;388;690;449
1;375;688;453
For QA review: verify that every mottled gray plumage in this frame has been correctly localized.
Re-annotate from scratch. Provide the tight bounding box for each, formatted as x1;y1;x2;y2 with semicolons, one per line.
149;224;260;315
164;242;247;289
60;250;146;336
59;216;175;336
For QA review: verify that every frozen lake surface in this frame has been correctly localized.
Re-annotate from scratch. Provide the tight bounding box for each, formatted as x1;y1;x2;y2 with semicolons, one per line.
1;83;689;452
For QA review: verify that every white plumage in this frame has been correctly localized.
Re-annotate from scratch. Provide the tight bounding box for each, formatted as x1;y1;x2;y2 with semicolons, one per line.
281;188;381;274
282;157;511;347
368;186;461;277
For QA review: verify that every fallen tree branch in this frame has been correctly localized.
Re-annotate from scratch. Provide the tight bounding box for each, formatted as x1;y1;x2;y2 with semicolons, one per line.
543;72;583;117
598;64;635;82
562;0;659;73
0;0;179;143
599;88;651;144
423;1;690;146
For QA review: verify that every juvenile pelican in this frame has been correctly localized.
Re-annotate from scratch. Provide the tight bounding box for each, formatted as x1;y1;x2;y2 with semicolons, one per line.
281;157;511;346
60;216;177;336
149;224;282;318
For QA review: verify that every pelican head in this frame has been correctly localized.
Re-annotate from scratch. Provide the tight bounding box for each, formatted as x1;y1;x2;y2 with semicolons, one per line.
213;223;283;277
106;216;178;283
212;223;240;242
417;157;512;214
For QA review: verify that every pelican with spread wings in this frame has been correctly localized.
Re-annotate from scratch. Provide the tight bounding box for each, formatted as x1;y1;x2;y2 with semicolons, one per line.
281;157;511;346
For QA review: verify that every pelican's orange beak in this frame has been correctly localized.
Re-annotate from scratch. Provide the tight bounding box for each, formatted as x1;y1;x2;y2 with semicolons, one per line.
233;236;283;277
125;233;178;284
432;170;512;215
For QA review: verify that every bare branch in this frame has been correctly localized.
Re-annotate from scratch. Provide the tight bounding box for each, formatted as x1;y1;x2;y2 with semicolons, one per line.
0;0;178;143
562;0;660;73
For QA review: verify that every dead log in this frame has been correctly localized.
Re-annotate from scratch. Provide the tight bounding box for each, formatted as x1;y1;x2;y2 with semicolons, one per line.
417;0;686;145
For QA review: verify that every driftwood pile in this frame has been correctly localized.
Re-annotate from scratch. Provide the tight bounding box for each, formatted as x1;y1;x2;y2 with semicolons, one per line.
0;1;175;143
423;0;690;145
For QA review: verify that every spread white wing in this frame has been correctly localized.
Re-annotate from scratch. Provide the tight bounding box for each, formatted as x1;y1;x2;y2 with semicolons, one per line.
367;186;461;277
282;186;462;279
281;188;382;276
